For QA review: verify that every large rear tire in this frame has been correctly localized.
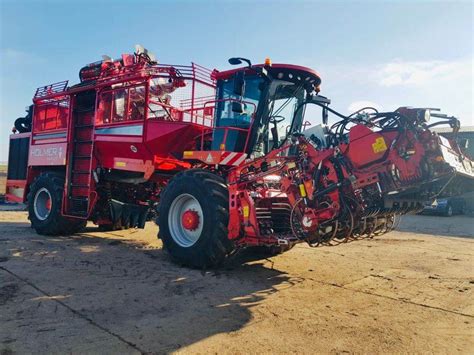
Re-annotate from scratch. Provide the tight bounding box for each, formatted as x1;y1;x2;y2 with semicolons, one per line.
28;173;86;235
157;169;234;268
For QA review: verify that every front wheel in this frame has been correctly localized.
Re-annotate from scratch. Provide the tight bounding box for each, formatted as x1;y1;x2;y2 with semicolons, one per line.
157;169;234;268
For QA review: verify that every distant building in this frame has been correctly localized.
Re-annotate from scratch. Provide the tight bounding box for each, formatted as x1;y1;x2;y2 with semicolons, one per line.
433;126;474;158
433;126;474;214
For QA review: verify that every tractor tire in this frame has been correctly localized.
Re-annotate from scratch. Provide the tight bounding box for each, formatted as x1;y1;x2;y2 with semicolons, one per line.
157;169;234;268
28;173;86;235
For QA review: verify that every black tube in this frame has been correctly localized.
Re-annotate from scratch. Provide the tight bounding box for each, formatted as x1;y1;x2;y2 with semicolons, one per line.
313;161;323;188
314;182;341;198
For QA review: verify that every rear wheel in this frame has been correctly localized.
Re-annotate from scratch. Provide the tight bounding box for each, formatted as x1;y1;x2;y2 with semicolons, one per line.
28;173;86;235
157;169;234;268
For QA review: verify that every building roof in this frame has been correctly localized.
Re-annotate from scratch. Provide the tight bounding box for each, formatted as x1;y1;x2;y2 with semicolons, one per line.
433;126;474;134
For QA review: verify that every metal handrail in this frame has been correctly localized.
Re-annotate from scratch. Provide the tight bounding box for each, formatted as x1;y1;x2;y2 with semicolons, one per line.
34;80;69;98
34;62;215;102
148;99;214;127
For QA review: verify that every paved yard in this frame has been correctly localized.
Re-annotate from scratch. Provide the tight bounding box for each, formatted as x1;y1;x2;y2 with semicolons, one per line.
0;211;473;354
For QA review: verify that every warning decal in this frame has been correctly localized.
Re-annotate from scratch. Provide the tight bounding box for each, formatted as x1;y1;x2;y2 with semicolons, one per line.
372;137;388;154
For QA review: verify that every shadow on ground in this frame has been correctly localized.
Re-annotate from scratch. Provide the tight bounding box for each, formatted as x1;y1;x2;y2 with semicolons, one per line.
0;220;302;353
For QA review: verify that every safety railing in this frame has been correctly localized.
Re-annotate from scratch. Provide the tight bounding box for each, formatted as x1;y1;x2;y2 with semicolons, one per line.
180;95;215;109
34;62;215;99
149;63;215;88
148;99;214;127
34;80;69;99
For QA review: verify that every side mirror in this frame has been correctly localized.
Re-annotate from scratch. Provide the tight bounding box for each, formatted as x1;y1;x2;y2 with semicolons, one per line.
450;117;461;132
228;57;242;65
231;101;245;114
233;71;245;96
228;57;252;67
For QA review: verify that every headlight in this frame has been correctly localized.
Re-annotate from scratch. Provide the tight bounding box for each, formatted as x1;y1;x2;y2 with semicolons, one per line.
418;109;430;123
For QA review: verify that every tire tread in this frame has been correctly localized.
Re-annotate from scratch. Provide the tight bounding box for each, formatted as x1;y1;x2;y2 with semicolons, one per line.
157;169;233;268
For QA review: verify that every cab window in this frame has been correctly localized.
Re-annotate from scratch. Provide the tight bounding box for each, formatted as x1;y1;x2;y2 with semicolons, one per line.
113;89;128;122
215;76;261;128
97;85;146;125
267;81;306;147
129;86;146;120
34;99;70;132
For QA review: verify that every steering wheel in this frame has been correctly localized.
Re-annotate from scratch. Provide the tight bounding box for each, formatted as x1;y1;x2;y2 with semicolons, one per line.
269;115;286;124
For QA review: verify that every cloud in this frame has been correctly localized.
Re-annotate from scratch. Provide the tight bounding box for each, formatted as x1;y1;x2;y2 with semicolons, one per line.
3;48;29;59
1;48;44;65
347;101;381;114
375;58;472;87
307;56;472;126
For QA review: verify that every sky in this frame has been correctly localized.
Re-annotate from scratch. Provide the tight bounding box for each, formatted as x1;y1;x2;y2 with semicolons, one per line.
0;0;473;162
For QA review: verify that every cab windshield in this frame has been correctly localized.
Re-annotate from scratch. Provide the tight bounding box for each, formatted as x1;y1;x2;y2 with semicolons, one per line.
215;75;262;128
266;80;306;148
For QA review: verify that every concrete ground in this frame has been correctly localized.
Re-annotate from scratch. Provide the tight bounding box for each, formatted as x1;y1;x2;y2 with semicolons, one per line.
0;211;473;354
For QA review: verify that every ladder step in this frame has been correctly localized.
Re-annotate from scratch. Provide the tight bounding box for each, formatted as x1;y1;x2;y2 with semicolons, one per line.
68;197;89;216
74;155;91;159
66;106;95;217
74;107;95;113
69;196;89;203
70;197;89;202
70;183;90;188
68;198;89;204
72;170;90;174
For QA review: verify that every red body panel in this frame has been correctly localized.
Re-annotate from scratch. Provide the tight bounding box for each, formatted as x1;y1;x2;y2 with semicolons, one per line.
5;180;27;203
145;121;205;160
345;125;391;168
15;55;217;220
29;142;67;166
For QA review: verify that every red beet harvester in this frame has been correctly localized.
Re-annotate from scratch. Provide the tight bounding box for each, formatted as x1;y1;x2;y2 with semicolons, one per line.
6;46;474;267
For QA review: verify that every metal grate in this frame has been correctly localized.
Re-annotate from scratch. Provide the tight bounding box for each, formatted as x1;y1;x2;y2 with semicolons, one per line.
34;80;69;98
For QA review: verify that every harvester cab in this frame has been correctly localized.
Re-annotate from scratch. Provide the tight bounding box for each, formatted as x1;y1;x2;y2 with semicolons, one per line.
185;58;323;166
